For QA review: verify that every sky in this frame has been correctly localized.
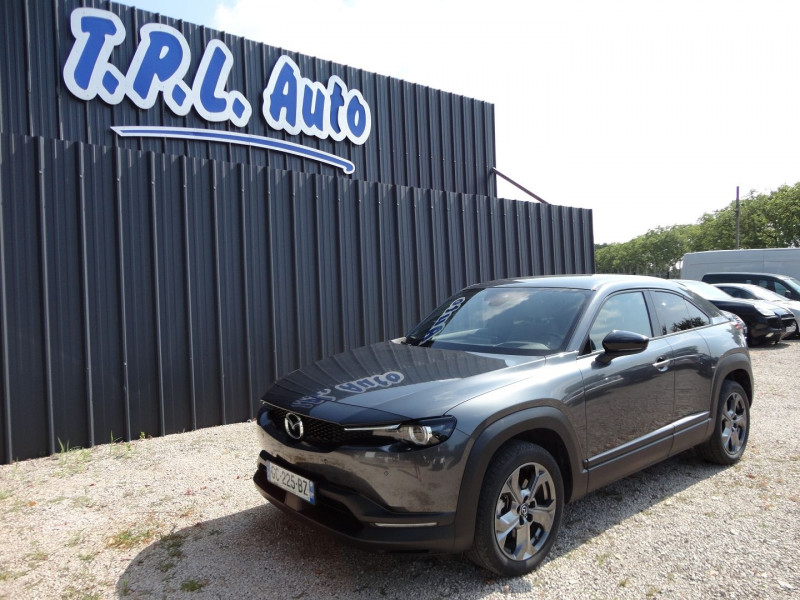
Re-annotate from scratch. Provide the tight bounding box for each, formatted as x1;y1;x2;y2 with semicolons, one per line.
115;0;800;244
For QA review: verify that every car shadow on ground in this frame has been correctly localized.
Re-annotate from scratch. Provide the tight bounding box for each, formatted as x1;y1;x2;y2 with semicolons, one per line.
117;451;727;599
751;337;799;350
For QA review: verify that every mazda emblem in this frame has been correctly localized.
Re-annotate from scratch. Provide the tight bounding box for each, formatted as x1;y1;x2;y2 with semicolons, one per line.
284;413;304;440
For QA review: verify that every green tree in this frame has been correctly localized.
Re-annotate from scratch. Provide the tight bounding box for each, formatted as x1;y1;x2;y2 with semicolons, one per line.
596;182;800;276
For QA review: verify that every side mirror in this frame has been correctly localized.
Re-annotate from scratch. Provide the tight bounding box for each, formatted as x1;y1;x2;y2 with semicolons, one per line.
596;330;649;364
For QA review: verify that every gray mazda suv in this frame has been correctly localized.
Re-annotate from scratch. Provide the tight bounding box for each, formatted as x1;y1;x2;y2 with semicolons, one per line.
253;275;752;576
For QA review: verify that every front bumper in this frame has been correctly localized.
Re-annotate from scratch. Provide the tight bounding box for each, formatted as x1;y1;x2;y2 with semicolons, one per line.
253;450;458;553
749;318;783;343
779;316;797;339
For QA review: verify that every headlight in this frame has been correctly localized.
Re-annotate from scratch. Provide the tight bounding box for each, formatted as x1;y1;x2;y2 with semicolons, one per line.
345;416;456;448
756;307;777;317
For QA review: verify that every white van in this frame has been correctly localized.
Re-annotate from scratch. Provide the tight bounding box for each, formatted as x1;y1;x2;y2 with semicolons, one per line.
681;248;800;281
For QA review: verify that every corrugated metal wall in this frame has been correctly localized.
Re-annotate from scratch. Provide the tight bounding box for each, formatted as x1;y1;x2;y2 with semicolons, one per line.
0;0;595;462
0;132;593;462
0;0;497;197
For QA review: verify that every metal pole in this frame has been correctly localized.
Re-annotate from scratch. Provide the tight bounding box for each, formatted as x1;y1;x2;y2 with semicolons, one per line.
735;186;740;249
489;167;549;204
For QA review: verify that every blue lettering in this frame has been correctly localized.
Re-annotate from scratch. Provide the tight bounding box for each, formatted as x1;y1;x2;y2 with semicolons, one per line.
265;58;299;133
420;298;465;344
292;388;336;408
63;8;126;103
327;80;345;137
433;314;448;328
302;84;326;133
123;24;192;115
191;40;251;127
198;46;228;114
63;8;250;126
102;71;120;95
423;325;444;341
263;57;372;145
64;8;372;140
336;382;363;394
335;371;404;394
347;95;368;140
130;30;187;107
75;16;118;90
385;372;403;383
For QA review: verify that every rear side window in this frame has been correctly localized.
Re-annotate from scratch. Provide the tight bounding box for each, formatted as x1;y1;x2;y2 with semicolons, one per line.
652;291;709;335
588;292;652;351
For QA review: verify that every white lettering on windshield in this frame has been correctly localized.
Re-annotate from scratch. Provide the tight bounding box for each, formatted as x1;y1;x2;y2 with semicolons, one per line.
419;297;466;344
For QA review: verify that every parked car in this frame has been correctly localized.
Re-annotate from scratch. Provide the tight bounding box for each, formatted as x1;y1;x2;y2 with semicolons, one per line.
713;283;800;338
677;279;793;345
253;275;753;576
700;272;800;301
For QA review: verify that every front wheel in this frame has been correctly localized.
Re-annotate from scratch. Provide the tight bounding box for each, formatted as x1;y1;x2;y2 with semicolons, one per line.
467;441;564;576
697;380;750;465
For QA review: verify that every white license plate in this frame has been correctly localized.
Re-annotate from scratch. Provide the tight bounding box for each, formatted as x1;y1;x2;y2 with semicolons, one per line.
266;461;316;505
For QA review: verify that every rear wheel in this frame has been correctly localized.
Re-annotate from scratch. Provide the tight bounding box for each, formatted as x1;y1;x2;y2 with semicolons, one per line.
697;380;750;465
467;441;563;576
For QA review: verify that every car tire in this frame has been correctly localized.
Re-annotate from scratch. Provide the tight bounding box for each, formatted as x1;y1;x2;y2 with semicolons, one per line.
697;380;750;465
467;441;563;577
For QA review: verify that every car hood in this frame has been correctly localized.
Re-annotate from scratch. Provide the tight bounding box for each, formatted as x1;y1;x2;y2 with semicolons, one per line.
261;341;544;424
752;301;791;317
775;300;800;318
709;297;781;314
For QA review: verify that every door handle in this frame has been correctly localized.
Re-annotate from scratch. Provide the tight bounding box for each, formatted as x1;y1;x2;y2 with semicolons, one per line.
652;356;671;371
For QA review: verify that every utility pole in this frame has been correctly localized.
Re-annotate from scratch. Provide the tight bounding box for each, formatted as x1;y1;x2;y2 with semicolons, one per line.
735;186;740;249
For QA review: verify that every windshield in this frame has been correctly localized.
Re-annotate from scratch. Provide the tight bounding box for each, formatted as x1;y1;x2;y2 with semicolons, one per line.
405;287;591;355
782;277;800;296
740;285;786;302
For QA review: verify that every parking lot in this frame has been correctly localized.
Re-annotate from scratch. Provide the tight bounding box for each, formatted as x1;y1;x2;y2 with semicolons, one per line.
1;341;798;599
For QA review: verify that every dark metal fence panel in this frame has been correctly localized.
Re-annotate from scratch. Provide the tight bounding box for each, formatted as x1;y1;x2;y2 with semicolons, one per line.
0;131;593;462
1;134;49;460
1;0;497;196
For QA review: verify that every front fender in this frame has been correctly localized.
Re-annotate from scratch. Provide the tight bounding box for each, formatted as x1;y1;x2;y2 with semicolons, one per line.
450;406;588;553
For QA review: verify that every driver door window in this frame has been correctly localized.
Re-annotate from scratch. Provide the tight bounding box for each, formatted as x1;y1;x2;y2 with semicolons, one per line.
588;292;653;351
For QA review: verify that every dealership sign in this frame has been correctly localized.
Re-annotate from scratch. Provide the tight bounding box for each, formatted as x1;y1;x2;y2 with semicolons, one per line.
62;8;371;173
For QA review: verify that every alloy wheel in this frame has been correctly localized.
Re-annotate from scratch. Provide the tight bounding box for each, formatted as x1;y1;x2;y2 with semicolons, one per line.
721;391;748;457
494;462;557;561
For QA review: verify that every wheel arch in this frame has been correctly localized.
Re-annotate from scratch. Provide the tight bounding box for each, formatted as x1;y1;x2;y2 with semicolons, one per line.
714;352;753;406
451;406;587;553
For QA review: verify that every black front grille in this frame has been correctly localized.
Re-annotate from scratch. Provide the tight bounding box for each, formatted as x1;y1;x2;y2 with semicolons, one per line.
268;407;373;445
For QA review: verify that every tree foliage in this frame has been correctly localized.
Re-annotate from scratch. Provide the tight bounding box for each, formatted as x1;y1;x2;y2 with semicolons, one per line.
595;182;800;276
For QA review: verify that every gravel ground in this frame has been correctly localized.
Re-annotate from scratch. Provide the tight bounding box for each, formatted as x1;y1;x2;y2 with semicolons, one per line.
1;341;798;600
